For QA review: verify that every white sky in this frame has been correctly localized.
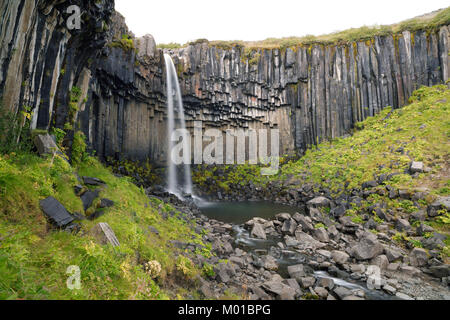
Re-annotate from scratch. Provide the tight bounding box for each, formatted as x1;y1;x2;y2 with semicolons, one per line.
115;0;449;44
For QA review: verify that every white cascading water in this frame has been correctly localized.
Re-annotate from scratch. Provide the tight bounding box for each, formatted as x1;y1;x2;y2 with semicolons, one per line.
164;54;193;198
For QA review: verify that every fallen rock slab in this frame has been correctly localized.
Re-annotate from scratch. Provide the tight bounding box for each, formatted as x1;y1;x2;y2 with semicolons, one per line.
40;196;74;228
409;161;424;174
90;222;120;247
34;134;58;156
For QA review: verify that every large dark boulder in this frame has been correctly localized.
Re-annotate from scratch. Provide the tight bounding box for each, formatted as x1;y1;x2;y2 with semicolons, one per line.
350;237;384;261
40;197;74;228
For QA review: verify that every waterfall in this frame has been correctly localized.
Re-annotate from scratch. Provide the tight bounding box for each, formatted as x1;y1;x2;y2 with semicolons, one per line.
164;54;193;198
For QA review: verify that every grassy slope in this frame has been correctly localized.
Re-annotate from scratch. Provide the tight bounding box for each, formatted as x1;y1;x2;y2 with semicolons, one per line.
194;85;450;257
158;7;450;50
1;85;449;299
0;154;209;300
280;85;449;195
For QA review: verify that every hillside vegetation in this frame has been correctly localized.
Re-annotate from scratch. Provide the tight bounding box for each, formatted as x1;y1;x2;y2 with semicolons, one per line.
0;153;210;299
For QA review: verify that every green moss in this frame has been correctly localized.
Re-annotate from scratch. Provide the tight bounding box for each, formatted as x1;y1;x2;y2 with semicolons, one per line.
201;263;215;278
107;157;161;186
0;151;207;299
108;34;135;52
157;43;184;49
71;131;87;167
314;223;327;229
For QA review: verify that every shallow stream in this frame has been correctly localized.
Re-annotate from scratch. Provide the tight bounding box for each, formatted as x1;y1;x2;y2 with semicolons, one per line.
198;201;394;300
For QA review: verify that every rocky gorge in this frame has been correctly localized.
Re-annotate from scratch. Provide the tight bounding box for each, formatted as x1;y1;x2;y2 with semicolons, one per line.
145;186;450;300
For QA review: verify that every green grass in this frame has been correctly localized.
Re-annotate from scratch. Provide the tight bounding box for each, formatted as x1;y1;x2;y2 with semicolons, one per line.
157;43;184;49
0;152;207;299
280;85;449;196
108;34;135;52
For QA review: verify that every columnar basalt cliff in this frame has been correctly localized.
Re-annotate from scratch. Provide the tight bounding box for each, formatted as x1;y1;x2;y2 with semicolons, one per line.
0;0;168;164
0;0;114;127
0;0;449;165
171;29;449;155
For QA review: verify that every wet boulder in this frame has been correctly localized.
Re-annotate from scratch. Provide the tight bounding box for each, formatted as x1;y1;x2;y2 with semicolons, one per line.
250;223;267;240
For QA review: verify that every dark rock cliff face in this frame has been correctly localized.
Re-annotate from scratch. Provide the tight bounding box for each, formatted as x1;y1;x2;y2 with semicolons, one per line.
171;29;449;156
0;0;114;128
0;0;449;165
0;0;168;164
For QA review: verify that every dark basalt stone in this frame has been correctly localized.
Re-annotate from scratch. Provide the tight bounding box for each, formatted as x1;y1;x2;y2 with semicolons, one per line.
81;190;100;211
87;210;107;221
82;176;106;186
40;197;75;228
99;198;114;208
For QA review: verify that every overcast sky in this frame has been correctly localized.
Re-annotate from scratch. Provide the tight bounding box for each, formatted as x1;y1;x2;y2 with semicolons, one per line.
115;0;449;44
